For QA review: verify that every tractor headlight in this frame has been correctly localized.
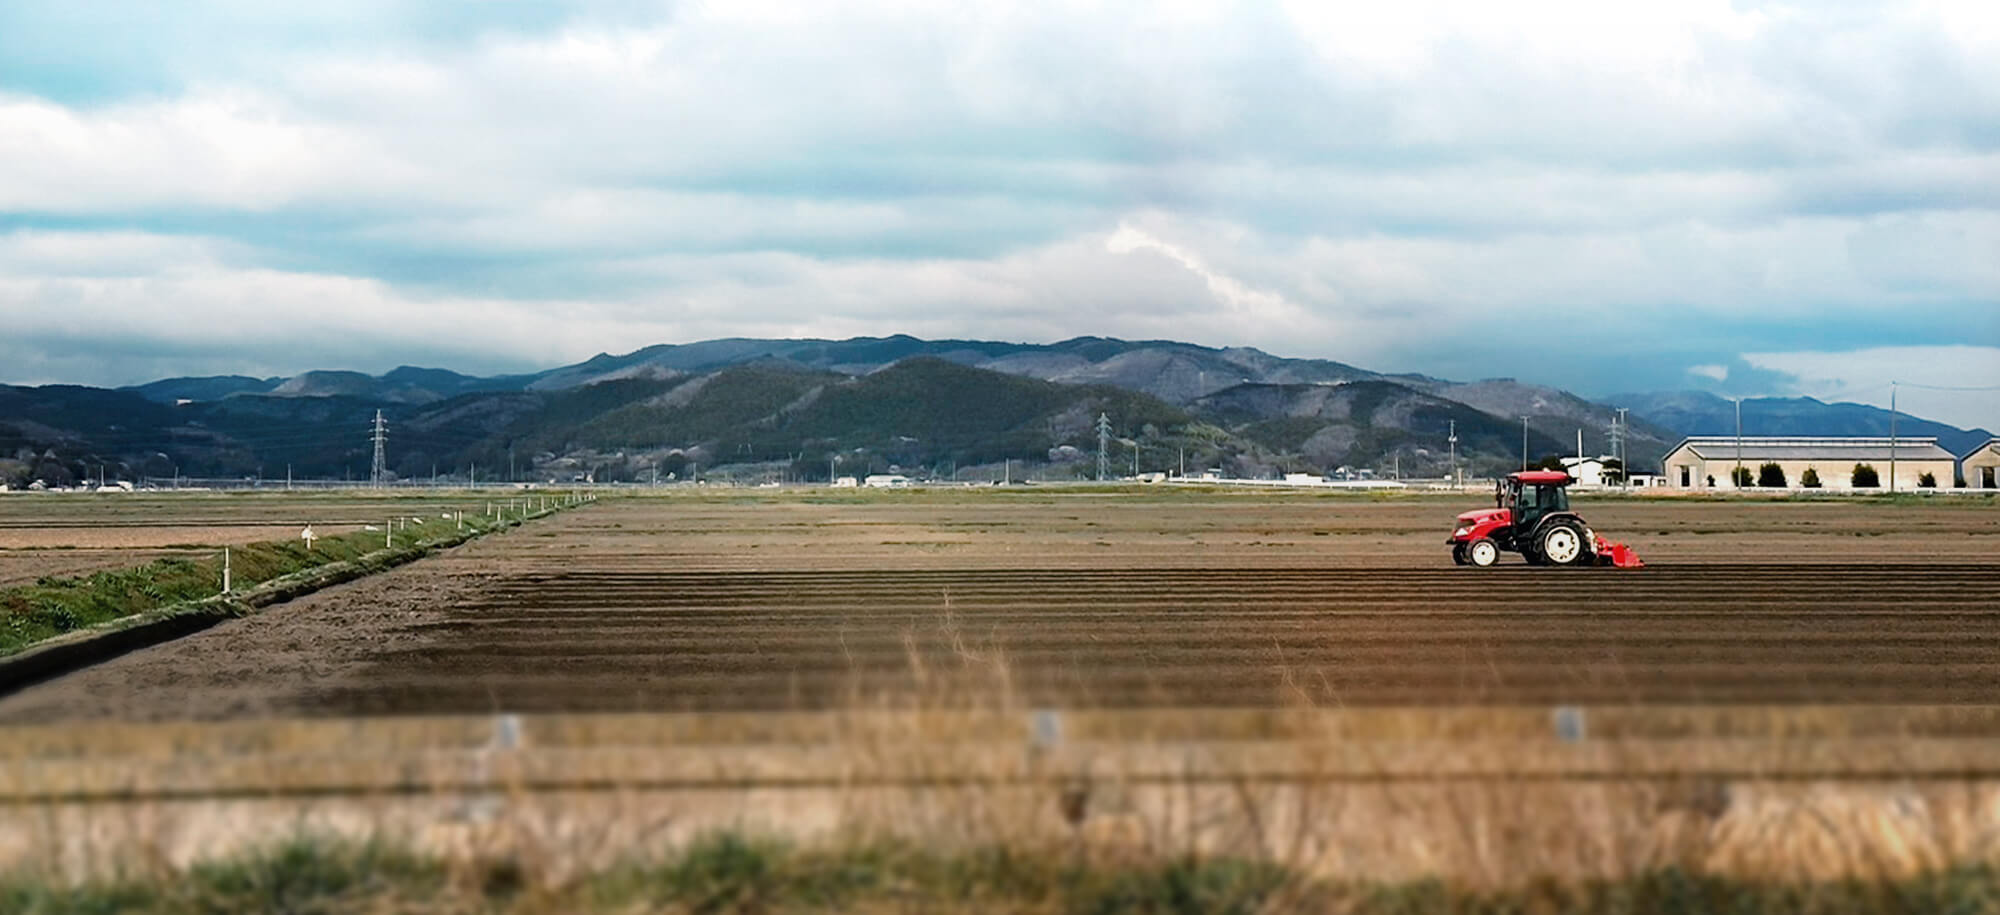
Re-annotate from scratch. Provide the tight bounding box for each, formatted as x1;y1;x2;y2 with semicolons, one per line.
1453;526;1471;539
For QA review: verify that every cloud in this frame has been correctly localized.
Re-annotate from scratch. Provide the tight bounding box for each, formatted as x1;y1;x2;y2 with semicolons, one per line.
1687;364;1729;382
0;1;1995;404
1103;223;1323;330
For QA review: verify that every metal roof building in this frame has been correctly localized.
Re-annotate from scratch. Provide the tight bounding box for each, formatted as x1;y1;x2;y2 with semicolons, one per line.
1661;436;1957;491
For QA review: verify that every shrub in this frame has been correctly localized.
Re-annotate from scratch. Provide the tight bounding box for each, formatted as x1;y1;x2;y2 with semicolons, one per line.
1852;463;1880;488
1801;467;1822;488
1756;462;1786;488
1919;471;1937;488
1729;466;1753;487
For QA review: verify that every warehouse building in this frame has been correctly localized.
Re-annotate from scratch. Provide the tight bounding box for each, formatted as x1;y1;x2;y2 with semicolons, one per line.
1963;438;2000;490
1660;436;1958;491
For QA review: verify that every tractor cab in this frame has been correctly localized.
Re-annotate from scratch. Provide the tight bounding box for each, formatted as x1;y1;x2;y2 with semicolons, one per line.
1497;470;1572;534
1449;470;1643;568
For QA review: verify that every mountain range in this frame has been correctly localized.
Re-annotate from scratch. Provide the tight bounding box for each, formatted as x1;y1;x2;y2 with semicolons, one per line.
2;335;1988;487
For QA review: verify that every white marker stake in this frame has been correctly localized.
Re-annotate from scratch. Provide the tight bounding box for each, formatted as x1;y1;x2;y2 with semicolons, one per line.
386;520;393;549
222;548;231;594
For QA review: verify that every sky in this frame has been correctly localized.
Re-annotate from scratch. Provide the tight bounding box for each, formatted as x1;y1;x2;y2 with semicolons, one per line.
1;1;1996;429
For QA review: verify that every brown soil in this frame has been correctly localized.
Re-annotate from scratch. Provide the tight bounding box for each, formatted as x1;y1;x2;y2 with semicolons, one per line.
2;491;1996;722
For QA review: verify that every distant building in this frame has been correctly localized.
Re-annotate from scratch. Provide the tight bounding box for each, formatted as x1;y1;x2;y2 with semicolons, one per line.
1626;473;1665;489
1559;456;1614;486
863;474;911;488
1660;436;1957;491
1962;438;2000;490
831;476;859;488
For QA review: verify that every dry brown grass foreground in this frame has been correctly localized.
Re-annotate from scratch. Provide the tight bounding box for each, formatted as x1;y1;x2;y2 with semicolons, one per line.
9;680;2000;893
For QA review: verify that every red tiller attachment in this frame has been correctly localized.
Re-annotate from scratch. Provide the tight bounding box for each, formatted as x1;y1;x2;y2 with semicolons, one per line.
1594;537;1644;569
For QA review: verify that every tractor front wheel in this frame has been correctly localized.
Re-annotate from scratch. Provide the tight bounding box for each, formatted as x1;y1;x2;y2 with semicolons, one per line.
1452;544;1468;565
1465;538;1500;567
1539;521;1587;566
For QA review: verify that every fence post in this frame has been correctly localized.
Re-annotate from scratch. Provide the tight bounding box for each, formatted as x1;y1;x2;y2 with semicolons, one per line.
222;547;231;594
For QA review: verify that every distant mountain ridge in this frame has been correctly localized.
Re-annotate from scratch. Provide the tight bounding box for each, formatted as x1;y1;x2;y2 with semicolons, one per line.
1612;390;1993;458
0;335;1984;487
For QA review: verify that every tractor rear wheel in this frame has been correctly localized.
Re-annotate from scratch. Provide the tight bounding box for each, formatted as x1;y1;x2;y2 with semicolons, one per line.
1466;538;1499;567
1539;521;1587;566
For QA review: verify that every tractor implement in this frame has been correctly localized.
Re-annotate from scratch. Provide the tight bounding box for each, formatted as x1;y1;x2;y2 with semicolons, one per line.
1447;470;1644;568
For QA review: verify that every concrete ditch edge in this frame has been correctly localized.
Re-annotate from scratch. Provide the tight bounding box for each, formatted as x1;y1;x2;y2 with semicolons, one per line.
0;500;586;696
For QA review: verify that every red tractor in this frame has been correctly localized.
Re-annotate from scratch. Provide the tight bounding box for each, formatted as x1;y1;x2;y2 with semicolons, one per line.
1447;470;1643;568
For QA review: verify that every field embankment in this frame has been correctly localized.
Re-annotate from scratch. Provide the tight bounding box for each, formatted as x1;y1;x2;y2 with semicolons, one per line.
0;492;591;692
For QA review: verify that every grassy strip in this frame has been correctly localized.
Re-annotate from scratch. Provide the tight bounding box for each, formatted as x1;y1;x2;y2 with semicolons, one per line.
0;503;564;658
6;833;1997;914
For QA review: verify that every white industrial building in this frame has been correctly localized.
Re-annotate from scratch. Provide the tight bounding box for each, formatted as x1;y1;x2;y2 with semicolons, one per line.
1660;436;1958;491
1559;456;1613;486
1963;438;2000;490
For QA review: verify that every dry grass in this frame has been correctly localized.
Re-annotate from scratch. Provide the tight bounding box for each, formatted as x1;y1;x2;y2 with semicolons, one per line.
6;619;2000;907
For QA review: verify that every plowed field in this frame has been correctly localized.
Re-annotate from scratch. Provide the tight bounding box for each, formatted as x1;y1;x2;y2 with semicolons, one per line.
308;562;2000;714
3;489;1997;721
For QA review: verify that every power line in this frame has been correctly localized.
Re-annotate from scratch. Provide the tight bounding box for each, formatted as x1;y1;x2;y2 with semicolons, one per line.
1898;382;2000;392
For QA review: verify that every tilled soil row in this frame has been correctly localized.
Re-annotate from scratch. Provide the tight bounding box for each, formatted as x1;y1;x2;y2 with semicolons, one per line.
291;563;2000;714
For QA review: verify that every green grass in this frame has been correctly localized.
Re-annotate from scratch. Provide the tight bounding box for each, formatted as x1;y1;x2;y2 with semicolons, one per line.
8;833;2000;914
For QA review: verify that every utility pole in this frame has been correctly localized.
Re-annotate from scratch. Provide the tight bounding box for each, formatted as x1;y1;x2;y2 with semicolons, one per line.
286;464;292;491
1448;420;1458;490
1131;441;1138;477
369;410;388;488
1096;413;1112;481
508;447;515;484
1521;417;1530;471
1734;397;1743;489
1889;381;1898;493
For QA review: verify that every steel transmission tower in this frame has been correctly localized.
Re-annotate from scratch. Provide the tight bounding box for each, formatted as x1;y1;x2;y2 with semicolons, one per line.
1096;412;1112;481
369;410;388;487
1610;407;1629;487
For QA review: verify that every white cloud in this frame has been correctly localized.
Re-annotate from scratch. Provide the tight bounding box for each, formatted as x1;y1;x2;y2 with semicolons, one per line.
0;92;428;211
1688;364;1729;382
0;1;1995;397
